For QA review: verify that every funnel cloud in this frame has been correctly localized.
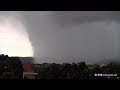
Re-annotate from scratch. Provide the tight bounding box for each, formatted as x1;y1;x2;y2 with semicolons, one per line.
1;11;120;64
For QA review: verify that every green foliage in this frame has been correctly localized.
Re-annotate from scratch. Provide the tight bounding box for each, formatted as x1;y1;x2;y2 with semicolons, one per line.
36;62;120;79
37;62;89;79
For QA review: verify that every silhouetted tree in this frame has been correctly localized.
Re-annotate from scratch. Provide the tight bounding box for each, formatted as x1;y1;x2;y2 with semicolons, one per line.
4;57;23;79
0;55;23;79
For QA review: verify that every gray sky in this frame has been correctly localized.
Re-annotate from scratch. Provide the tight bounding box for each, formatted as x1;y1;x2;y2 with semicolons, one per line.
0;11;33;57
1;11;120;64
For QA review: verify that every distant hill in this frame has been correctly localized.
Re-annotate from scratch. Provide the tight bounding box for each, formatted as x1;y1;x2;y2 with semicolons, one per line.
20;57;34;64
95;58;120;65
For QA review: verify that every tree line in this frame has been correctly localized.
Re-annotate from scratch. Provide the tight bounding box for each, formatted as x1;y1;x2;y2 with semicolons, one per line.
36;62;120;79
1;54;120;79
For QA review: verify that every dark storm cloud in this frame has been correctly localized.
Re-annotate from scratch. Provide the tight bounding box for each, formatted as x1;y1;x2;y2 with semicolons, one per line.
51;11;120;27
18;11;120;64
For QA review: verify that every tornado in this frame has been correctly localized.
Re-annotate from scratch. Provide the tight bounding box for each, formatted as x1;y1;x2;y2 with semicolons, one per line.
16;11;120;64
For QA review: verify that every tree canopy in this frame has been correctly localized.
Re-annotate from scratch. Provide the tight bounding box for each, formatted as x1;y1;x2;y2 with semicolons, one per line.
0;54;23;79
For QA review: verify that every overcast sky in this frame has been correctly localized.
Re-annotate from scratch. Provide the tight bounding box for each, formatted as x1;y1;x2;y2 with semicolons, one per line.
0;11;33;57
0;11;120;64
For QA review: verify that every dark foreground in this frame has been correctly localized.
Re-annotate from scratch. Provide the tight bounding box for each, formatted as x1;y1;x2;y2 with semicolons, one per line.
0;54;120;79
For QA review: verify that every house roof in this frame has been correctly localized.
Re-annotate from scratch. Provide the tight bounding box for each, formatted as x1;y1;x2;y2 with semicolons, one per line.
23;64;33;72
